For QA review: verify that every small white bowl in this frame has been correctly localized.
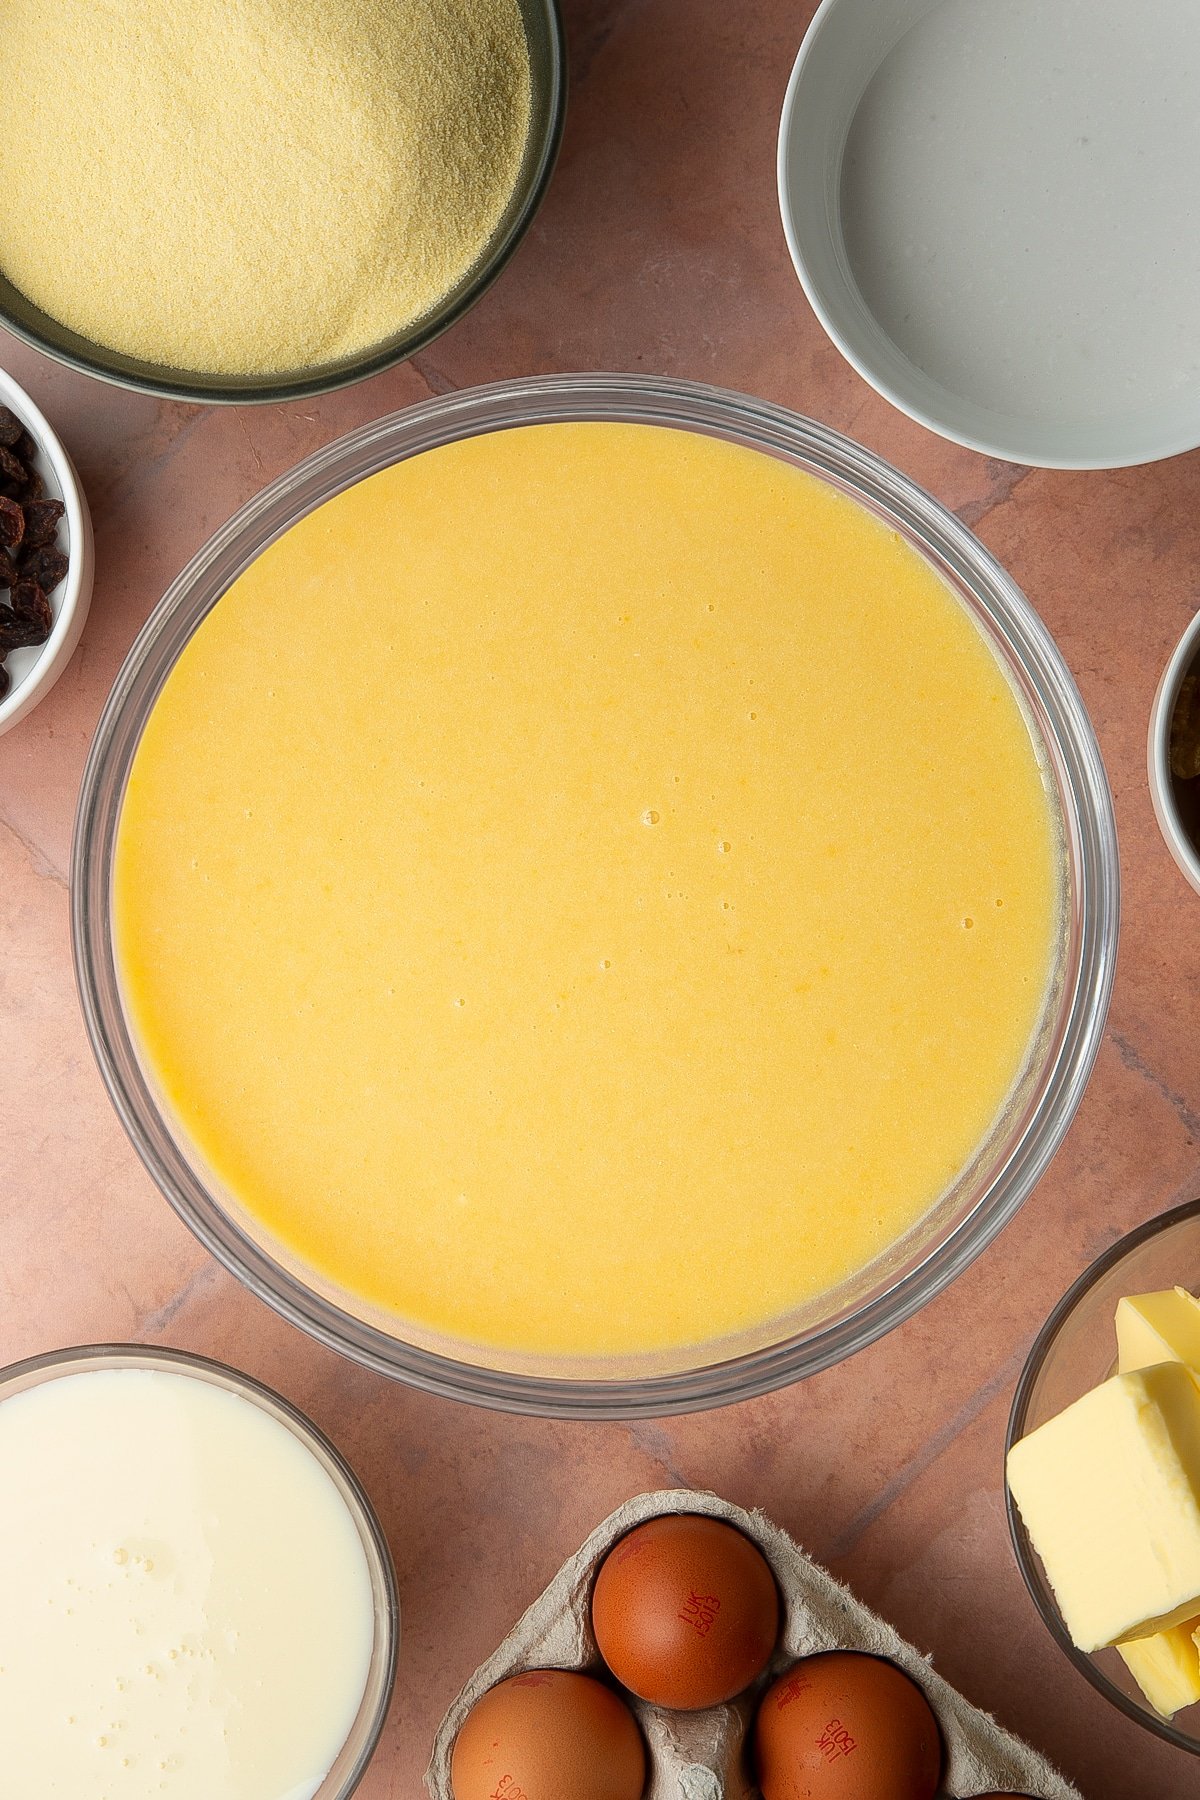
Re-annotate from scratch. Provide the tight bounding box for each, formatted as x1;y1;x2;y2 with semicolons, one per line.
0;365;93;737
1148;608;1200;897
778;0;1200;469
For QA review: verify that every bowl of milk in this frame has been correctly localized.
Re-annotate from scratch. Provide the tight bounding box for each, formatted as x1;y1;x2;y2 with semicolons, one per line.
0;1344;398;1800
778;0;1200;468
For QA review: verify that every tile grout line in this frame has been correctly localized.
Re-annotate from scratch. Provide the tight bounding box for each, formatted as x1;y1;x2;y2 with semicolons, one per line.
624;1419;692;1490
97;403;212;512
138;1259;223;1336
0;809;67;888
1109;1028;1200;1141
408;353;457;399
234;409;264;476
825;1347;1026;1562
954;462;1035;533
572;0;655;85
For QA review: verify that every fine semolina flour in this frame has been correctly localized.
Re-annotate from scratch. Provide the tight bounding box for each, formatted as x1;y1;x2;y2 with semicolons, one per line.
0;0;532;376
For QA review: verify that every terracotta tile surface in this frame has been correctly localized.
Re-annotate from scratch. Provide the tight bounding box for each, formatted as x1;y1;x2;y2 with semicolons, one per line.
2;2;1199;1794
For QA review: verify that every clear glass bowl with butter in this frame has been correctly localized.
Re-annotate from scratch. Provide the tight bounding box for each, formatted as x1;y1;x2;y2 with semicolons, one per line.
72;374;1119;1418
1007;1199;1200;1755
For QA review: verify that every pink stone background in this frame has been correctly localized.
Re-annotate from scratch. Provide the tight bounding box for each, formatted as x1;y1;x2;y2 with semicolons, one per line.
2;2;1199;1794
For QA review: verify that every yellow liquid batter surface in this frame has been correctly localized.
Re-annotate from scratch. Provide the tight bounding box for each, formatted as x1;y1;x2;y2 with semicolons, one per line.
115;424;1060;1358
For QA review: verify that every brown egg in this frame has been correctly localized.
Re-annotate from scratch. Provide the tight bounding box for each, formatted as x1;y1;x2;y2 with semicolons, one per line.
450;1668;646;1800
591;1513;780;1710
754;1652;942;1800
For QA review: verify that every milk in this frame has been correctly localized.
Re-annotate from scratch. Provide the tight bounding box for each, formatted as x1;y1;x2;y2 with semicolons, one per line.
841;0;1200;422
0;1367;376;1799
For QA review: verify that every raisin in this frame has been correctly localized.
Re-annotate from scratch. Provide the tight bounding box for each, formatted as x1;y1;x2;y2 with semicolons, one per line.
0;605;49;653
0;408;21;448
0;662;9;702
21;468;44;501
23;498;64;548
0;496;24;550
0;548;16;589
19;543;67;592
0;446;26;485
10;580;51;638
1171;674;1200;782
13;430;37;465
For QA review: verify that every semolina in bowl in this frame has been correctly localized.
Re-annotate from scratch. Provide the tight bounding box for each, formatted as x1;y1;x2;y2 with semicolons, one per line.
0;0;564;403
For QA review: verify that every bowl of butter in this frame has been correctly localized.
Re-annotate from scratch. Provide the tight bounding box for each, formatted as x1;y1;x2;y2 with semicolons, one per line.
1007;1198;1200;1753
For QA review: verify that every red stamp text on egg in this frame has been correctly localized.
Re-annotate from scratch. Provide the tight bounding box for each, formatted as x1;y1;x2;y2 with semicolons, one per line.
817;1717;857;1763
491;1779;530;1800
775;1673;814;1709
678;1590;721;1636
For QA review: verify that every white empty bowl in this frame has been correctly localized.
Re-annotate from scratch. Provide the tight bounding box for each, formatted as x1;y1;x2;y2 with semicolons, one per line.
1148;608;1200;897
0;365;93;737
778;0;1200;468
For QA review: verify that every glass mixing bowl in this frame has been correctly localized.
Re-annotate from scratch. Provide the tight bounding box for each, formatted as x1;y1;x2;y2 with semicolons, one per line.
0;0;564;405
0;1342;399;1796
72;374;1119;1417
1007;1200;1200;1755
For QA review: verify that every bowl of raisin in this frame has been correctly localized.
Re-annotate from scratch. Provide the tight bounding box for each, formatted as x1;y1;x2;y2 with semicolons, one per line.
0;364;93;737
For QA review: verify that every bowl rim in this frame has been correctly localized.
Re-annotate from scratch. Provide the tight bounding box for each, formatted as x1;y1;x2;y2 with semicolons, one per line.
0;363;93;731
776;0;1200;471
1147;607;1200;897
0;1339;400;1796
1005;1195;1200;1755
71;371;1120;1419
0;0;567;407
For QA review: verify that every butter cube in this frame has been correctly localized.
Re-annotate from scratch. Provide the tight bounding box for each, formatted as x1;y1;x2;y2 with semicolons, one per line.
1117;1287;1200;1375
1006;1362;1200;1651
1117;1618;1200;1718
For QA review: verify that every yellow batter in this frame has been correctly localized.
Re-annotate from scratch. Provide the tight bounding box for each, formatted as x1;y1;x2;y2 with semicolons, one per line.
114;424;1061;1359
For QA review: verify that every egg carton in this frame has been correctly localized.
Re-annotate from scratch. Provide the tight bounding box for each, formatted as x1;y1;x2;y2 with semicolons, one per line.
425;1489;1082;1800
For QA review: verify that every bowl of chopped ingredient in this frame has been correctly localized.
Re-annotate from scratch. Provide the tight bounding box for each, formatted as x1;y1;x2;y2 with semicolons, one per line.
1148;608;1200;898
0;0;565;404
0;366;92;736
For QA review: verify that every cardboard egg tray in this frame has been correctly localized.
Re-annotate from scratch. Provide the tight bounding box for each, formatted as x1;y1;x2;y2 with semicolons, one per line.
426;1489;1082;1800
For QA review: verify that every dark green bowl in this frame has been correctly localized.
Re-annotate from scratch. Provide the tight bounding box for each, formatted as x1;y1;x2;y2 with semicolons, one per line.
0;0;565;405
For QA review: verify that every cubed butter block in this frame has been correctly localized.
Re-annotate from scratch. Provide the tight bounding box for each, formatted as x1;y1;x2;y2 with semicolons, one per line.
1117;1618;1200;1718
1007;1362;1200;1651
1116;1286;1200;1374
